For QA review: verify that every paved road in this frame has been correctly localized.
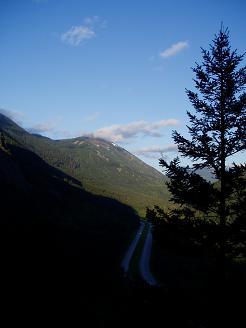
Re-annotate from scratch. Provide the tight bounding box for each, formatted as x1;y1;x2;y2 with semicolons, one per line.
139;223;158;286
122;221;158;286
121;221;145;273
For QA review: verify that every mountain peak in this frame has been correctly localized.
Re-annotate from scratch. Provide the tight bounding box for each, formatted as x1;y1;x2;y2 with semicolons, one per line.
0;112;26;136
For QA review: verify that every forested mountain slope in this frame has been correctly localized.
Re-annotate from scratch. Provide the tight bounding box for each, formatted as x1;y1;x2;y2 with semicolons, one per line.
0;113;169;215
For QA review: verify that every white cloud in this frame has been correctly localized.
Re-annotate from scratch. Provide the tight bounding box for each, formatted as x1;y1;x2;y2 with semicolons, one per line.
61;26;95;46
82;119;179;143
133;144;178;158
160;41;189;58
61;16;105;46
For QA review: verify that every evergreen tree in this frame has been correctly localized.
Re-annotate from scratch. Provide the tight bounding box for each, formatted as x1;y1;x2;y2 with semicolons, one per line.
148;27;246;278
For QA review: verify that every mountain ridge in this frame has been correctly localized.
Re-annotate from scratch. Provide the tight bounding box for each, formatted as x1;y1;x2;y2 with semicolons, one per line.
0;113;169;215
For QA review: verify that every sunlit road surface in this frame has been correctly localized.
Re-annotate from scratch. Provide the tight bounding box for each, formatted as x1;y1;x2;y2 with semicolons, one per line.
121;221;144;273
139;223;158;286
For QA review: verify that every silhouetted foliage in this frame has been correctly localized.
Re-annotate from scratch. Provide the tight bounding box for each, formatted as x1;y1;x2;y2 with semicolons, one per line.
148;27;246;278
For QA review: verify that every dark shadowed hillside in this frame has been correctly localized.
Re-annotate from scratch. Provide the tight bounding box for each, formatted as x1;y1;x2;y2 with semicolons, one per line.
0;129;141;323
0;118;208;328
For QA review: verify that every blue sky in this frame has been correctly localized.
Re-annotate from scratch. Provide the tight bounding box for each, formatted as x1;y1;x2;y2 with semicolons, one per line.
1;0;245;170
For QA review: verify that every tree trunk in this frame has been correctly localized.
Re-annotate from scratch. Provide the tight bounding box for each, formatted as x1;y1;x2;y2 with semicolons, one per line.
218;65;226;286
218;157;226;284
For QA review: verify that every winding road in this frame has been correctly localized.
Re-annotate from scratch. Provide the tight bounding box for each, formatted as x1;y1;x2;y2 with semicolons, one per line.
121;221;158;286
139;223;157;286
121;221;144;273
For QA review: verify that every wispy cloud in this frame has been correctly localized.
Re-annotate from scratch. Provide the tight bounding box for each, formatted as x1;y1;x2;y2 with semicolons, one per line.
0;108;24;125
83;16;99;26
160;41;189;58
0;109;75;139
83;16;107;28
84;112;100;122
61;26;95;46
61;16;105;46
133;144;178;158
27;122;56;134
82;119;179;143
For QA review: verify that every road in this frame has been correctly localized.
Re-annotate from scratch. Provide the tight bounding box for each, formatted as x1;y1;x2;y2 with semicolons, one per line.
121;221;145;273
139;223;158;286
121;221;158;286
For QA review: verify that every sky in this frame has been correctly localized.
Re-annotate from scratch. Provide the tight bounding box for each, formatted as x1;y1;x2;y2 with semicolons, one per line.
1;0;245;171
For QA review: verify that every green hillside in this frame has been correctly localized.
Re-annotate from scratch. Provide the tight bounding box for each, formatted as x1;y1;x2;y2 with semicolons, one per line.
0;113;169;215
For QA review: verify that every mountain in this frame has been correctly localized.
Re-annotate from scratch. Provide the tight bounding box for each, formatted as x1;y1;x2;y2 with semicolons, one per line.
0;124;142;322
196;168;216;182
0;114;175;325
0;113;169;215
